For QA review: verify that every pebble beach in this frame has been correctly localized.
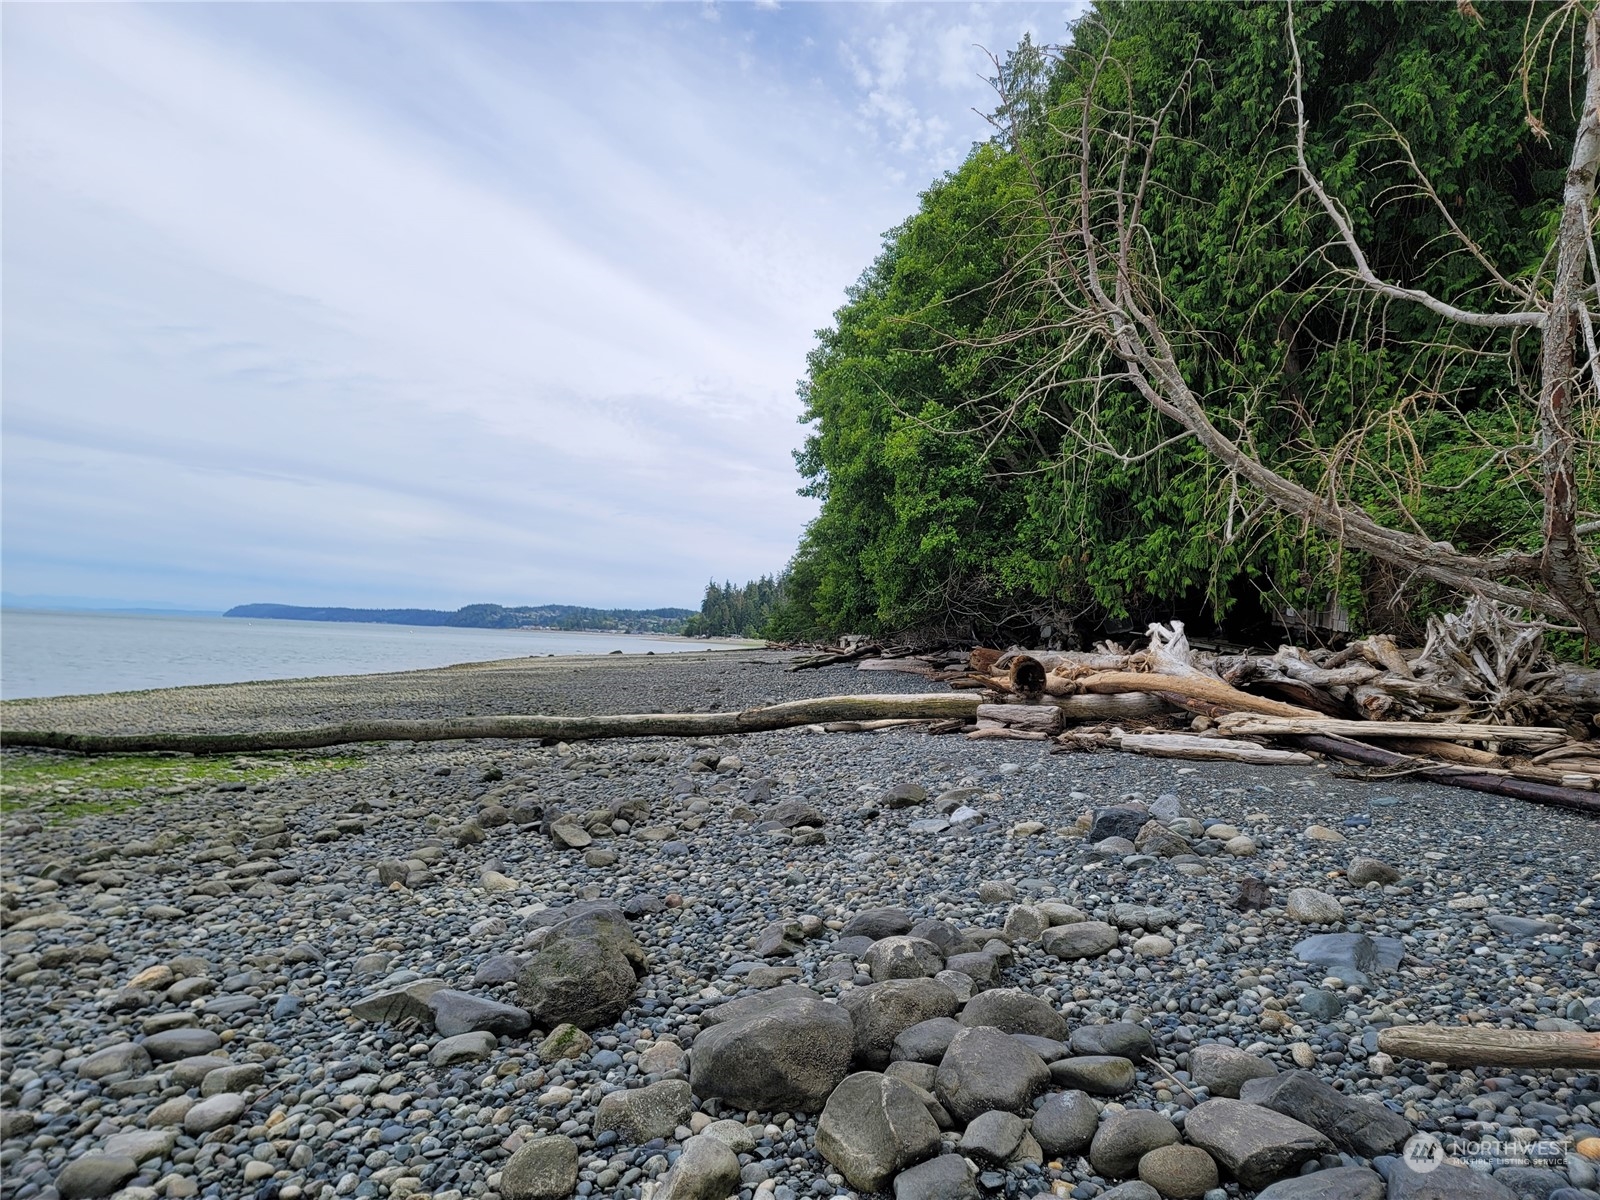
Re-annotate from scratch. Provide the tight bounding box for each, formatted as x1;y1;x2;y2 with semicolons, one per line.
3;650;1599;1200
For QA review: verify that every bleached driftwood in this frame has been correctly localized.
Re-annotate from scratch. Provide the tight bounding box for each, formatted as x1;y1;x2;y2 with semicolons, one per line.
1217;715;1567;747
975;703;1063;734
1114;732;1314;764
1378;1026;1600;1069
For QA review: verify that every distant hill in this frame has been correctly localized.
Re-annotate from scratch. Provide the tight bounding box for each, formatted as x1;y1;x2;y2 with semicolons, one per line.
224;602;694;634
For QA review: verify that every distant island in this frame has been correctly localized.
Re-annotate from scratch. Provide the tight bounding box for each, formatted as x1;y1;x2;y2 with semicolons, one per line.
224;602;694;635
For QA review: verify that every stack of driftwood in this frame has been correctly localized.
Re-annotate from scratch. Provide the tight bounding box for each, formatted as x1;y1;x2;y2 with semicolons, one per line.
830;601;1600;814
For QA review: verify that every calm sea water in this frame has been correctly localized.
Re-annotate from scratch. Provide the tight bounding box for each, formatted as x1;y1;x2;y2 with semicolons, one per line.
0;609;712;700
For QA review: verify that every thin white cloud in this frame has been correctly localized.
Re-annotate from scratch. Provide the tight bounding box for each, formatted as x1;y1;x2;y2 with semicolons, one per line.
2;1;1085;610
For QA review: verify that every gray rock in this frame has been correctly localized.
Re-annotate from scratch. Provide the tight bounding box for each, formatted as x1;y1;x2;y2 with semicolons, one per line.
199;1062;265;1095
1042;921;1120;960
1287;889;1345;924
841;979;962;1069
537;1023;593;1062
1189;1044;1279;1098
1089;806;1149;843
1137;1143;1219;1198
1486;915;1560;938
1110;903;1178;930
1299;989;1345;1021
689;994;854;1112
1255;1166;1385;1200
1386;1161;1519;1199
1002;905;1048;944
183;1092;249;1135
1489;1167;1566;1199
957;1110;1026;1164
54;1154;139;1200
1012;1034;1069;1062
892;1154;978;1200
516;908;642;1031
101;1129;175;1163
840;906;915;940
864;936;946;982
141;1028;223;1062
1050;1055;1135;1096
885;1060;939;1092
594;1079;693;1144
891;1017;964;1065
350;978;447;1026
1239;1070;1413;1157
764;798;827;828
169;1054;230;1086
1291;934;1404;987
1347;858;1402;887
699;1119;757;1154
500;1135;579;1200
427;989;534;1037
654;1134;742;1200
816;1071;941;1193
428;1031;497;1067
78;1043;152;1080
1;1110;36;1141
958;988;1067;1041
933;1025;1050;1124
1069;1022;1155;1062
1088;1108;1181;1178
884;783;928;808
1182;1097;1333;1190
1031;1090;1099;1158
1098;1185;1161;1200
756;920;806;959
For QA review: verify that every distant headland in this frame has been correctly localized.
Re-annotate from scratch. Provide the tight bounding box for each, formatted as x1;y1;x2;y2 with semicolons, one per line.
223;602;694;635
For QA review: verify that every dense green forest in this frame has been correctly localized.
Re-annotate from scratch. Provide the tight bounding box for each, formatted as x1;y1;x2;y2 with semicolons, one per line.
717;0;1598;648
225;603;693;634
681;578;787;638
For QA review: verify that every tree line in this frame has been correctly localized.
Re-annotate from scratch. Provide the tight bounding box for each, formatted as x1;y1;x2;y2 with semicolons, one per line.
713;0;1599;650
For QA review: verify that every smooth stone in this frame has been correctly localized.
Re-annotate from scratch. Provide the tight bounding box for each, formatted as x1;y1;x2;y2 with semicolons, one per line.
594;1079;693;1144
1070;1022;1155;1062
182;1092;249;1135
1183;1098;1333;1190
500;1135;579;1200
1292;934;1404;987
840;907;915;940
101;1130;176;1164
1137;1143;1220;1199
54;1154;139;1200
140;1029;222;1063
957;1110;1026;1165
1050;1055;1136;1096
1088;1109;1181;1178
1287;889;1345;924
538;1023;594;1062
1239;1070;1413;1157
1386;1161;1518;1198
892;1154;978;1200
654;1134;742;1200
78;1043;152;1081
842;979;963;1070
427;989;534;1037
1041;921;1120;960
958;988;1067;1041
891;1018;965;1065
816;1071;941;1193
1255;1166;1385;1199
863;936;945;982
428;1031;497;1067
1189;1044;1279;1098
689;994;854;1112
933;1026;1050;1124
1032;1090;1099;1158
1347;858;1402;887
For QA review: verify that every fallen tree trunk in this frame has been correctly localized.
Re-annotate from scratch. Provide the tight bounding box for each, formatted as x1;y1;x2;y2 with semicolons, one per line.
1218;715;1567;747
1115;732;1314;764
1285;733;1600;815
1378;1026;1600;1069
1076;671;1321;719
0;693;982;755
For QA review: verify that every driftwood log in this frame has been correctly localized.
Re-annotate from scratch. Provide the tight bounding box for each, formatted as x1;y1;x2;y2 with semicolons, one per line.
0;694;981;755
1114;732;1314;765
1378;1026;1600;1069
1218;715;1568;747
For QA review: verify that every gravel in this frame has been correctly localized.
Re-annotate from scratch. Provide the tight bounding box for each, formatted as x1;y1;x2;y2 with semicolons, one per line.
2;650;1598;1200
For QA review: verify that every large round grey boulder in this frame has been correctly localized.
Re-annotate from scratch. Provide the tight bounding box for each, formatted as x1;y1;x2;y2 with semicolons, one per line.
517;910;643;1031
594;1079;693;1144
1088;1109;1180;1178
890;1017;964;1065
1041;921;1120;960
863;936;945;982
840;906;915;940
1188;1044;1279;1098
1182;1098;1332;1190
500;1136;579;1200
654;1134;742;1200
689;995;854;1112
54;1155;138;1200
840;978;962;1069
816;1071;941;1193
958;989;1066;1041
933;1026;1050;1124
1031;1090;1099;1158
892;1154;978;1200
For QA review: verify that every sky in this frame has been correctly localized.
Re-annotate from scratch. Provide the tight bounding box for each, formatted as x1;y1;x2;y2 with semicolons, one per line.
2;1;1086;612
